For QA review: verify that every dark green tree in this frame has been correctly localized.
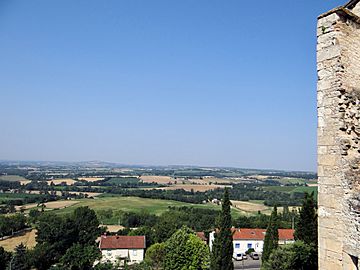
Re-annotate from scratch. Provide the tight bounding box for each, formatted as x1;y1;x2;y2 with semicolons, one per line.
11;243;30;270
60;243;101;270
0;246;11;270
210;188;234;270
262;206;279;263
294;192;317;246
73;206;101;245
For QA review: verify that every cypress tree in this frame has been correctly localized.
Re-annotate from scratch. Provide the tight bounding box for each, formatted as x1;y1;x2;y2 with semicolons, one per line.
210;188;234;270
294;192;318;246
262;206;279;263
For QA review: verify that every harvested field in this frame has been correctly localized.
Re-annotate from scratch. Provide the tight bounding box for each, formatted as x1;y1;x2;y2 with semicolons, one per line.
156;184;231;192
78;177;105;182
0;229;37;251
46;179;77;185
140;175;175;184
231;200;269;213
16;200;79;211
102;225;125;232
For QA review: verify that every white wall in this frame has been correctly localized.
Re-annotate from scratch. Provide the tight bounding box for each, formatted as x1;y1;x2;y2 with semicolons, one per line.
233;240;263;254
101;248;144;264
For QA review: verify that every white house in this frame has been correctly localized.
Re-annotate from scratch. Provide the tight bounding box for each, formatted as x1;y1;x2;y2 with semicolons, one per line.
99;235;146;265
209;228;294;255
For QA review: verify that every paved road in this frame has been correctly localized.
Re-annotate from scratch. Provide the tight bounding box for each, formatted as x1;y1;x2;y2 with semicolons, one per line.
234;258;261;270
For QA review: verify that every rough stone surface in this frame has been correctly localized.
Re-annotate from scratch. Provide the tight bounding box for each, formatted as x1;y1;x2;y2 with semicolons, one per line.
317;1;360;269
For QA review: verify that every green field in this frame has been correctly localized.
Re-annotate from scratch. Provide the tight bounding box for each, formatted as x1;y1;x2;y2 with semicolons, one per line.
52;195;243;223
0;175;27;182
291;186;318;197
0;193;41;203
262;186;297;193
105;177;139;185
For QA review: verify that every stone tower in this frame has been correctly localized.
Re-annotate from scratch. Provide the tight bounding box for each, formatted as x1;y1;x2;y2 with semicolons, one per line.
317;0;360;269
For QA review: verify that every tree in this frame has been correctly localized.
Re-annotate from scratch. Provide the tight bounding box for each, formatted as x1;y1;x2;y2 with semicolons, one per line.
0;246;11;270
210;188;234;270
11;243;30;270
163;226;210;270
73;206;101;245
262;241;317;270
262;206;279;263
294;192;317;246
60;243;101;270
145;243;166;270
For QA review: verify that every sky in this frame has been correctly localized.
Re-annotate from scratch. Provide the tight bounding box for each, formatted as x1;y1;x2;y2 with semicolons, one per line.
0;0;346;171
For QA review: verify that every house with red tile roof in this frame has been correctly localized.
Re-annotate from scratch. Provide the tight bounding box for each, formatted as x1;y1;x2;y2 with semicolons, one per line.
209;228;294;255
99;235;146;265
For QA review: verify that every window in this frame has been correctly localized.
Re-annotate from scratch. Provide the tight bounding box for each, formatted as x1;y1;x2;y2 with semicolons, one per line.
235;243;240;249
247;243;252;249
133;250;137;256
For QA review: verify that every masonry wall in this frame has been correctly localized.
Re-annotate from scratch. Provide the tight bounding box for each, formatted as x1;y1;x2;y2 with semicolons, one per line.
317;5;360;270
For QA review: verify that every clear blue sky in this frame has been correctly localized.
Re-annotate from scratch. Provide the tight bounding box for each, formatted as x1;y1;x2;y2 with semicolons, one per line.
0;0;346;171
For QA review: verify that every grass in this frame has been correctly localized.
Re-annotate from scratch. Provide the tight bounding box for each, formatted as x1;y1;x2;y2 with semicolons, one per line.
51;195;244;223
105;177;139;185
0;175;27;182
0;229;37;251
0;193;41;202
291;186;318;197
276;178;307;185
262;186;297;193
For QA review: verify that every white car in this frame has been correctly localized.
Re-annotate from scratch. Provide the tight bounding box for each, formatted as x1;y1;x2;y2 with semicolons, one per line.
233;253;243;261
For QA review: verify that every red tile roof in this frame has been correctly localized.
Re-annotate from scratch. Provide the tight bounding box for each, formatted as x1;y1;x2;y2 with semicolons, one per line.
99;235;146;249
231;228;294;241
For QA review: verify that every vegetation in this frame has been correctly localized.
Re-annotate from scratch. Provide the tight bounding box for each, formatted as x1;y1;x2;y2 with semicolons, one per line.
262;206;279;263
163;227;210;270
210;189;234;270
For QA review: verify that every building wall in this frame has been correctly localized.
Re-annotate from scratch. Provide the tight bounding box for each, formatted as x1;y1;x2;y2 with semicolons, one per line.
101;248;144;264
233;240;263;254
317;2;360;269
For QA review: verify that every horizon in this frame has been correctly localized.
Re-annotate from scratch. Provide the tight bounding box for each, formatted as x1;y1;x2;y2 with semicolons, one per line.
0;0;346;172
0;158;317;173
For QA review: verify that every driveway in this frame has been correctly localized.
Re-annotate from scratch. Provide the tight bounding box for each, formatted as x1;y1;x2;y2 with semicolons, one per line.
233;258;261;270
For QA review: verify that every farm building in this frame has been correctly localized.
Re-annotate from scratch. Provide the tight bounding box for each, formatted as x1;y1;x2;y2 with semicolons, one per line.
209;228;294;254
99;235;146;265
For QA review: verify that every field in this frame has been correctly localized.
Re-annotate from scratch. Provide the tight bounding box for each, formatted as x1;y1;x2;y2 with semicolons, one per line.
0;175;31;185
0;193;41;203
231;200;269;213
15;200;79;211
77;177;105;182
140;176;175;184
262;186;297;193
46;179;77;185
156;184;230;192
0;229;37;251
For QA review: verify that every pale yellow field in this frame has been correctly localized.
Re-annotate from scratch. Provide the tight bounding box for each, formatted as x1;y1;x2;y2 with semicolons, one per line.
231;200;269;212
157;184;230;192
102;225;125;232
140;175;176;184
16;200;79;211
46;179;77;185
20;180;32;185
307;183;318;187
78;177;105;182
24;190;101;197
0;230;37;251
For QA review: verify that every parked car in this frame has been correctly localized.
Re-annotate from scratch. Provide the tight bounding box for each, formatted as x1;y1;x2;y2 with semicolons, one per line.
242;253;247;260
233;253;243;261
251;252;259;260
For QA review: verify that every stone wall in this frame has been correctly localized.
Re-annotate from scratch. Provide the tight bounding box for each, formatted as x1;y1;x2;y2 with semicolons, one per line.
317;1;360;269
